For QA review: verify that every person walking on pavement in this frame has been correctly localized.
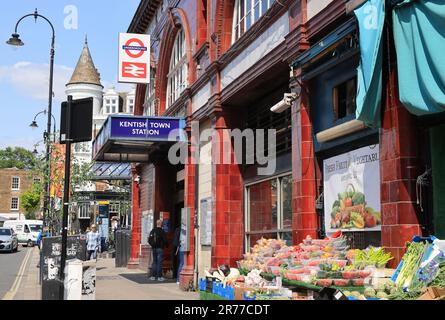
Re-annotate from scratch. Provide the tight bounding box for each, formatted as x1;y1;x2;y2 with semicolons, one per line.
173;226;184;284
36;227;50;268
148;219;167;281
86;224;101;261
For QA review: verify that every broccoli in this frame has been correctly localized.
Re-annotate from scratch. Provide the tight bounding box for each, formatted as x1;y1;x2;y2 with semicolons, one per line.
352;192;365;205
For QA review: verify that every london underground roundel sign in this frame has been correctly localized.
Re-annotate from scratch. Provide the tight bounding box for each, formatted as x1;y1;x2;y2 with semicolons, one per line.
118;33;150;84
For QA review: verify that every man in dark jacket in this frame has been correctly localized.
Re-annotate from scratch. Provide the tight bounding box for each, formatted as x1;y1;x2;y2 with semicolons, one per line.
148;219;168;281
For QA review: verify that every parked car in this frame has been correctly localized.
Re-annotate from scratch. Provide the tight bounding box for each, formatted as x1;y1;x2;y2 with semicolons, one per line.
0;227;19;253
3;220;42;247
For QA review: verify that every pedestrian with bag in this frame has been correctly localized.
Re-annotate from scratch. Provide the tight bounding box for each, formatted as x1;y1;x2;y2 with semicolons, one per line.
86;224;101;261
148;219;168;281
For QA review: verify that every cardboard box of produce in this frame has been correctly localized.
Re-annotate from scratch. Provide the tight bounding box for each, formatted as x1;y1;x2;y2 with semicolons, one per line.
417;287;445;300
233;286;256;300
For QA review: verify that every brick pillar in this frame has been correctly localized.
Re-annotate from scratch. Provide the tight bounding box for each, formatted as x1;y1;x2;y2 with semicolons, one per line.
128;166;141;268
292;72;318;244
380;57;421;267
213;111;244;268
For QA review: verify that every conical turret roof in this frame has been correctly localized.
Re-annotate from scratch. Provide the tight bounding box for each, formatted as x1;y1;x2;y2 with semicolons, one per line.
67;36;102;87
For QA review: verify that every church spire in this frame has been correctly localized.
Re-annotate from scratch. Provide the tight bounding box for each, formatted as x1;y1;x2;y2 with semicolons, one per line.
67;37;102;87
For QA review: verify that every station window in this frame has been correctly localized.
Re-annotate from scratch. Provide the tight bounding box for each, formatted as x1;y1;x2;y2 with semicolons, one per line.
333;77;357;120
245;175;292;250
167;29;188;108
232;0;275;43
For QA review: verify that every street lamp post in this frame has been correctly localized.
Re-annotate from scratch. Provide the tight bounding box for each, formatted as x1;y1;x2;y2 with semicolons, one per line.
7;9;56;233
30;110;57;228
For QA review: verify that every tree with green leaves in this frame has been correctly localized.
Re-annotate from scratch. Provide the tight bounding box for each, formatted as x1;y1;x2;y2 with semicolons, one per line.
0;147;39;169
20;184;43;220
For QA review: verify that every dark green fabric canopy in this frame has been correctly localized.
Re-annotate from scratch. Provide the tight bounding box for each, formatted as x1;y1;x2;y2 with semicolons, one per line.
393;0;445;115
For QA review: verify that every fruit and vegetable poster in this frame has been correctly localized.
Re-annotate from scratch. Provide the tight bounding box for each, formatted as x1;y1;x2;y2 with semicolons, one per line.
323;144;381;233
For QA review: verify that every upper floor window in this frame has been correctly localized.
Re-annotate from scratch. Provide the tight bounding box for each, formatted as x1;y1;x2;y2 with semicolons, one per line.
144;71;156;116
11;197;19;210
105;104;110;114
333;77;357;120
11;177;20;190
128;99;134;114
167;29;188;108
232;0;275;43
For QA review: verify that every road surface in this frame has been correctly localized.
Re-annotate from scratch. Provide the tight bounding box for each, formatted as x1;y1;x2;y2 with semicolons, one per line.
0;245;31;299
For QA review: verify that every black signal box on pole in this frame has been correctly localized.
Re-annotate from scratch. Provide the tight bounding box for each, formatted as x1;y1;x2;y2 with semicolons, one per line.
60;97;93;143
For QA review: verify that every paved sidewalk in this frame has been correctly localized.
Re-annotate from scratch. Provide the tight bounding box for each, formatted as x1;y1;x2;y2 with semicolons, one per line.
14;250;199;300
95;258;199;300
14;246;41;300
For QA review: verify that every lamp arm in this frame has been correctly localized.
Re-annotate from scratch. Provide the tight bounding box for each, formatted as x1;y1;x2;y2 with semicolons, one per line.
33;110;47;122
14;10;55;41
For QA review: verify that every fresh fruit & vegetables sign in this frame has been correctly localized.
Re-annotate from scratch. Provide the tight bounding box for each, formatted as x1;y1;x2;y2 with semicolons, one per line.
323;144;381;233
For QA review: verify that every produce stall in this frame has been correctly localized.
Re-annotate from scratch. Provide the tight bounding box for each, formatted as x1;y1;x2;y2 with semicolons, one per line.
199;235;445;300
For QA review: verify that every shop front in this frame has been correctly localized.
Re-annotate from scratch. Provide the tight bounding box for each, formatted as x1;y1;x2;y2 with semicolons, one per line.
92;114;187;273
289;0;445;267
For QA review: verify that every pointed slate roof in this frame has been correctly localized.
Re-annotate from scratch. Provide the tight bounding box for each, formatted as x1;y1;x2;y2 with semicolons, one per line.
67;36;103;87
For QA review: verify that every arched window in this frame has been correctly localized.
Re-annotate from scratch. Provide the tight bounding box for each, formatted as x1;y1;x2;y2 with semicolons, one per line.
232;0;275;43
166;29;188;108
144;67;156;116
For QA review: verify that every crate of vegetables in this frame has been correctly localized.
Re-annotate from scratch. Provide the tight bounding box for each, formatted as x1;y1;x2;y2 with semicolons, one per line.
391;235;437;289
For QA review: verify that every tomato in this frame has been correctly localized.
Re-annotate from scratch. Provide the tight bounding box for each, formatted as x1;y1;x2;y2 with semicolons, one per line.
358;270;371;278
333;279;350;286
352;278;364;286
342;270;358;279
316;279;333;287
344;198;353;207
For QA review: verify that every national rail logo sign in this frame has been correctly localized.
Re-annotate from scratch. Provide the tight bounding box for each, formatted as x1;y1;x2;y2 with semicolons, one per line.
118;33;150;84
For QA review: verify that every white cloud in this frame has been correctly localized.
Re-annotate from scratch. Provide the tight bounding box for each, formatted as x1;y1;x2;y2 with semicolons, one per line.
0;61;73;102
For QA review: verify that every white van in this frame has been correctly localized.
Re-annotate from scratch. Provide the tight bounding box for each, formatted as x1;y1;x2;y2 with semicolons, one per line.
3;220;43;247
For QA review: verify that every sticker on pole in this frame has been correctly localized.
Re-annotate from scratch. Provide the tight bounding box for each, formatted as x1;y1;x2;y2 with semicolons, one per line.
118;33;150;84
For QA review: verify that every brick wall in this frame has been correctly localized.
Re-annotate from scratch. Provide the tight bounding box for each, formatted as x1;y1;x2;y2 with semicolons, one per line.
0;168;37;218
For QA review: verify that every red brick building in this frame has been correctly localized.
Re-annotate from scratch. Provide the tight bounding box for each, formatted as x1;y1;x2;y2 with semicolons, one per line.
97;0;444;290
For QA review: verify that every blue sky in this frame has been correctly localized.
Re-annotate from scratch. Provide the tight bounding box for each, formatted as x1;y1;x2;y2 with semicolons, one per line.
0;0;140;151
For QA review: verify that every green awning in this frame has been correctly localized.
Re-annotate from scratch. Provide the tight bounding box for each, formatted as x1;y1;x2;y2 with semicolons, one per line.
393;0;445;115
354;0;385;128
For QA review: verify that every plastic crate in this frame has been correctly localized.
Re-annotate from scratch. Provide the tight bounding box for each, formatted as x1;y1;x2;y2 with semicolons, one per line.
222;286;235;300
213;282;223;296
199;278;206;291
391;235;437;283
347;296;379;300
212;282;218;294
